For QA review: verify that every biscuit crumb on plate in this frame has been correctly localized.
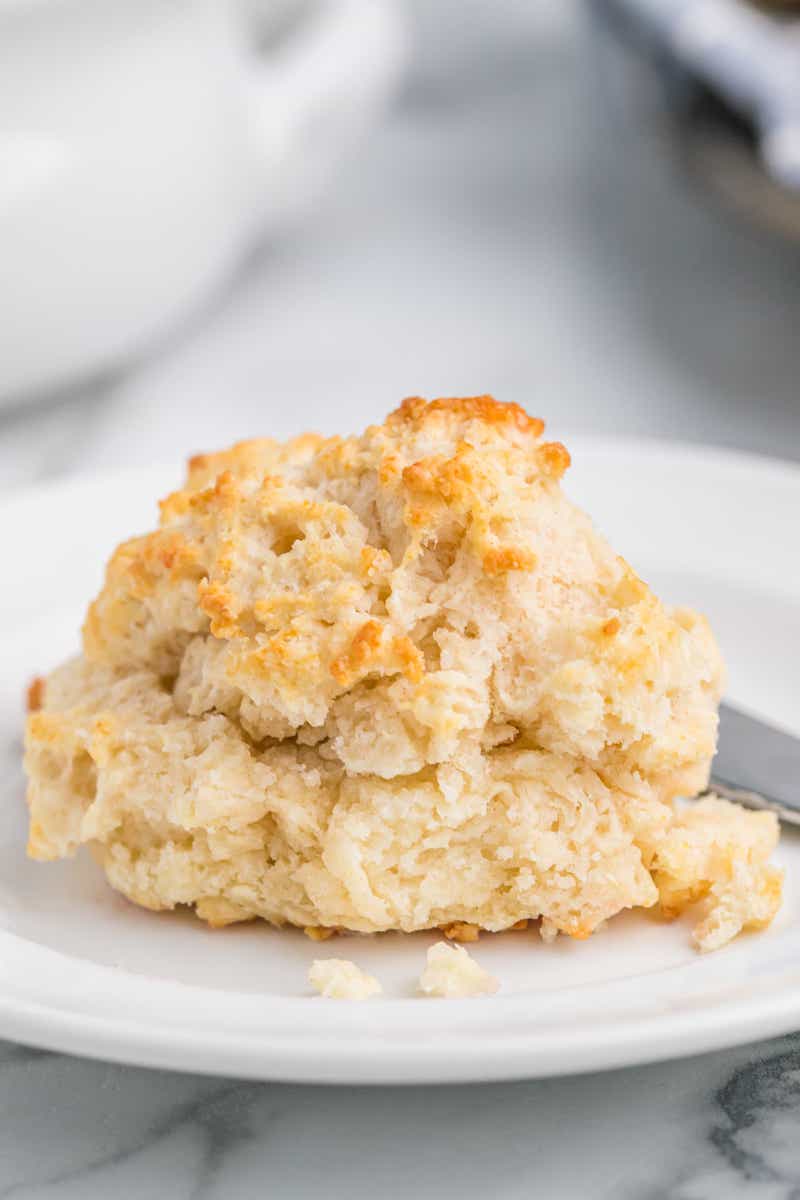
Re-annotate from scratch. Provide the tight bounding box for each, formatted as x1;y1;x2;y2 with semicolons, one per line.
308;959;382;1000
419;942;499;998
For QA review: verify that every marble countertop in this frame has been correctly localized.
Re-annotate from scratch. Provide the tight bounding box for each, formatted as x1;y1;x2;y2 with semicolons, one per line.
3;2;800;1196
2;1036;800;1199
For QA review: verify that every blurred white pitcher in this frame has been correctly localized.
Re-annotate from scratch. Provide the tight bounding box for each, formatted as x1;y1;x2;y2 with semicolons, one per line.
0;0;405;404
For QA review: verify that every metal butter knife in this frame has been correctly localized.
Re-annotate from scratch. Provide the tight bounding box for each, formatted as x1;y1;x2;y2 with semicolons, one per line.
705;703;800;826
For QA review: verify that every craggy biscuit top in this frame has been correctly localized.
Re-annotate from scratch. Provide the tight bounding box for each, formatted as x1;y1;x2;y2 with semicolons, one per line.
81;395;722;792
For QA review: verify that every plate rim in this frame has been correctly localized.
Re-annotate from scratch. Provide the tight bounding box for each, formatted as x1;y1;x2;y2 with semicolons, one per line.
4;435;800;1083
3;983;800;1084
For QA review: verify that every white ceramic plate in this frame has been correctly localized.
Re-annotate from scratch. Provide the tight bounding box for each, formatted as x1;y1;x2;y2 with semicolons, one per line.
2;440;799;1084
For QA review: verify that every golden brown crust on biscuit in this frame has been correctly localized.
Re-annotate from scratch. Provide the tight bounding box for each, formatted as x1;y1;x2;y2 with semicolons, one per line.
481;546;537;577
538;441;571;478
389;394;545;439
26;676;45;713
440;921;481;943
303;926;339;942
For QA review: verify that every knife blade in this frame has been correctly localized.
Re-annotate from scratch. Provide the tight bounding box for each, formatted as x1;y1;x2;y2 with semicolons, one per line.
706;702;800;826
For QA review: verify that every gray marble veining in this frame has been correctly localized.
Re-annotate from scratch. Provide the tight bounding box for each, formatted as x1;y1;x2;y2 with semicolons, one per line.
3;1;800;1196
3;1039;800;1197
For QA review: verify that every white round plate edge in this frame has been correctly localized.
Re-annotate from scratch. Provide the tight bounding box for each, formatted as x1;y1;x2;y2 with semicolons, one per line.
3;437;800;1083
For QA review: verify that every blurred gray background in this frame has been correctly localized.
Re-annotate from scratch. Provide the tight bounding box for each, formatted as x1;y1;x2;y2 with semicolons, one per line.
4;0;800;493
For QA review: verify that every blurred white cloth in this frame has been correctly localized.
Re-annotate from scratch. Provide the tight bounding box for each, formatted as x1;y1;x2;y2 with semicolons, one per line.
607;0;800;188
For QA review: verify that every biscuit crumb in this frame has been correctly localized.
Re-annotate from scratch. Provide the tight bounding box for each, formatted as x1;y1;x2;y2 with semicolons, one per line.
308;959;382;1000
440;922;480;943
651;795;783;950
195;897;254;927
692;861;783;953
540;919;559;944
418;941;498;998
304;926;338;942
